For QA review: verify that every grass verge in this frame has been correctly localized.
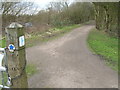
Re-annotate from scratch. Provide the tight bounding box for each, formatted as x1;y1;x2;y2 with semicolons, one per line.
26;64;37;78
87;28;118;71
0;64;37;86
26;24;82;47
0;38;6;48
0;40;37;77
0;23;86;78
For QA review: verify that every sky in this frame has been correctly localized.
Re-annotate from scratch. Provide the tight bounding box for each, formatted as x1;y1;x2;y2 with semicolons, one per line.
26;0;73;14
2;0;118;14
27;0;71;10
32;0;53;9
23;0;54;14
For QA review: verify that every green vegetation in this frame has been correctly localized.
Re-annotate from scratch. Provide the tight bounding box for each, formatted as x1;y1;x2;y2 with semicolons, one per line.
87;29;118;71
93;2;119;37
0;64;37;86
0;40;37;77
26;24;81;47
0;40;2;47
0;24;81;48
0;38;6;48
0;24;81;78
26;64;37;77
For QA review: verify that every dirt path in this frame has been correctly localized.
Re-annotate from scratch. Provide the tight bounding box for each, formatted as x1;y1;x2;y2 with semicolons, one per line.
26;25;118;88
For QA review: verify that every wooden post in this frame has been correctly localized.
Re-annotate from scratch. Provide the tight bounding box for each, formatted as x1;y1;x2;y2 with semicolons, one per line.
5;22;28;88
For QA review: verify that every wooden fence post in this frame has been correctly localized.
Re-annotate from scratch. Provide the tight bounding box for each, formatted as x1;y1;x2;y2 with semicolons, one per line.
5;22;28;88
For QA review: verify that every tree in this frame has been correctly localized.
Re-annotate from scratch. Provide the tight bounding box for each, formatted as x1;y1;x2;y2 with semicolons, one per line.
1;1;35;36
93;2;119;36
68;2;94;24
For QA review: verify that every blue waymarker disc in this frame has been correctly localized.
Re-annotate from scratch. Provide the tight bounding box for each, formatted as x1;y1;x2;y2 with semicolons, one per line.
8;44;15;52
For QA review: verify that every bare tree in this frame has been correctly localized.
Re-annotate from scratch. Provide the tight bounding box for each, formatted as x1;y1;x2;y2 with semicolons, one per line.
1;1;36;36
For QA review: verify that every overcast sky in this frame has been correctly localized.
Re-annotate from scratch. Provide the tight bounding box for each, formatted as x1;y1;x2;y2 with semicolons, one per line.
25;0;73;14
27;0;74;10
22;0;118;14
32;0;52;9
28;0;67;10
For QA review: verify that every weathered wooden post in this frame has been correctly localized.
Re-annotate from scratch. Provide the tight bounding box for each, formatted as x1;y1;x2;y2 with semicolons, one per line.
5;22;28;88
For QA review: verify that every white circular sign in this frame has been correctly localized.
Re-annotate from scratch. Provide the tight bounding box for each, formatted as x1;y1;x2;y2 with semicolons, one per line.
8;44;15;52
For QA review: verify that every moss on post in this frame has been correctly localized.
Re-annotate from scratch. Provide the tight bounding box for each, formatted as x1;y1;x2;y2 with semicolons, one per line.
5;22;28;88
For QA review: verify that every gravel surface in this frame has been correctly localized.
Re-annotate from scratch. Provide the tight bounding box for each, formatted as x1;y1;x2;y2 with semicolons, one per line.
26;25;118;88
